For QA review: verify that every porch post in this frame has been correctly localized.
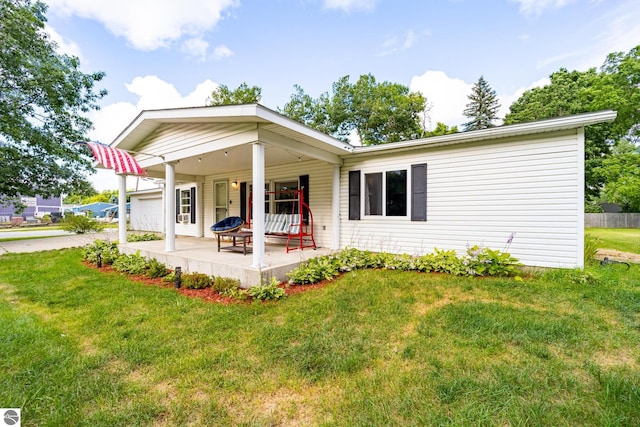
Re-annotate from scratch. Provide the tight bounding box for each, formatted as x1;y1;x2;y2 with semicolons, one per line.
165;162;176;252
332;164;341;250
117;174;127;244
251;142;265;268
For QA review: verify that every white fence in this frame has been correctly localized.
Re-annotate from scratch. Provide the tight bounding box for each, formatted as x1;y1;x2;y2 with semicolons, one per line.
585;213;640;228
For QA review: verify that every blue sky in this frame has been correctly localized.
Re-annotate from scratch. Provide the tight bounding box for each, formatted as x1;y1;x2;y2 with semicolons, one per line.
41;0;639;191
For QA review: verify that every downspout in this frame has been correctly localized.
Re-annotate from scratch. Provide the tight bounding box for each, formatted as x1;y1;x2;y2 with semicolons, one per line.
332;164;341;250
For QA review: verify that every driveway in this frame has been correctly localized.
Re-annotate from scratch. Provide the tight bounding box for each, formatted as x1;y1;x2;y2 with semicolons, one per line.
0;230;117;255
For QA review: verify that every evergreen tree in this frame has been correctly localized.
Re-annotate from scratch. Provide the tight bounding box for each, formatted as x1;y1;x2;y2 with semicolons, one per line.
462;76;501;131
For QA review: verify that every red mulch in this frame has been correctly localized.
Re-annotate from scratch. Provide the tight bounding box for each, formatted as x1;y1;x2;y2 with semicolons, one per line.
84;261;334;305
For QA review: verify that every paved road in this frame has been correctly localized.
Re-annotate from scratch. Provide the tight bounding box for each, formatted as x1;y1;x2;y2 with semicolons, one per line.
0;230;117;255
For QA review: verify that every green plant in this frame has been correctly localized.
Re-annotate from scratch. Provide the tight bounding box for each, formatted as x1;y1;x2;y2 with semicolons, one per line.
213;276;241;293
430;248;466;275
287;256;339;285
584;233;602;265
127;233;163;242
146;258;168;279
465;245;522;277
82;240;120;266
181;272;212;289
248;277;286;301
223;287;250;300
112;252;148;275
60;215;105;234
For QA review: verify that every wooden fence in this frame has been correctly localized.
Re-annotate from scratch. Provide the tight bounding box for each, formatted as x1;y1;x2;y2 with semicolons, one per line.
585;213;640;228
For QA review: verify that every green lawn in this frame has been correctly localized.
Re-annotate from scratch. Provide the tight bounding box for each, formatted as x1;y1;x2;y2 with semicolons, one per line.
1;248;639;426
586;228;640;254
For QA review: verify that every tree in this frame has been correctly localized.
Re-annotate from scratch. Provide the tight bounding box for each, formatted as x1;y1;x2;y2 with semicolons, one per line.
594;140;640;212
206;82;262;106
462;76;501;131
0;0;106;206
504;46;640;199
280;74;427;145
426;122;459;137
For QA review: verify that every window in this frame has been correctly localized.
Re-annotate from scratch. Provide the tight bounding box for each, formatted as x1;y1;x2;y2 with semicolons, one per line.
364;170;406;217
180;189;191;215
350;166;425;220
274;179;299;214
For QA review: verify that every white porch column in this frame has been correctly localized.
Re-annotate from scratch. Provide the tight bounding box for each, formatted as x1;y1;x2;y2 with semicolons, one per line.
332;164;341;250
251;142;266;268
117;174;127;244
165;162;176;252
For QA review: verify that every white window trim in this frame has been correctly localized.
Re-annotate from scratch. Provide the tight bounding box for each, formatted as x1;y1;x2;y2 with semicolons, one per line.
361;168;410;220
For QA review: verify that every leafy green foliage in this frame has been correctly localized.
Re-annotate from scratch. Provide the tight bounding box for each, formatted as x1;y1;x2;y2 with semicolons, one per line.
82;240;119;266
594;140;640;212
213;276;241;293
280;74;427;145
584;234;602;265
462;75;501;131
61;215;105;234
127;233;163;242
504;46;640;200
288;246;522;285
0;0;106;201
181;273;212;290
206;82;262;105
145;258;168;279
112;252;148;275
248;277;286;301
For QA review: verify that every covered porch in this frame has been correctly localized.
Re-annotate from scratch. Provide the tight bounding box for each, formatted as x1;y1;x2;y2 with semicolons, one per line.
119;236;333;287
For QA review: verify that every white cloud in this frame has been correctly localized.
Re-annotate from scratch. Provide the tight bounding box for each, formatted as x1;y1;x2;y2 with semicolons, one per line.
322;0;378;12
86;77;219;190
181;37;209;61
591;0;640;63
410;70;472;129
377;29;424;56
497;77;550;120
44;24;83;60
213;44;234;60
510;0;575;16
46;0;238;51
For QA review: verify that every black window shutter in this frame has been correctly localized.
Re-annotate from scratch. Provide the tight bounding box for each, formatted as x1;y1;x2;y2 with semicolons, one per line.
348;170;361;220
190;186;196;224
175;189;180;223
299;174;309;223
240;182;247;221
411;163;427;221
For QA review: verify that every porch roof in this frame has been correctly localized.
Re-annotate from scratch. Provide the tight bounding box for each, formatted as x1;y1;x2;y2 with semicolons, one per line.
111;104;355;179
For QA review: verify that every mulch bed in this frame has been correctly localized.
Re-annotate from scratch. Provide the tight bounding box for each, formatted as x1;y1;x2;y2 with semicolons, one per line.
85;261;333;304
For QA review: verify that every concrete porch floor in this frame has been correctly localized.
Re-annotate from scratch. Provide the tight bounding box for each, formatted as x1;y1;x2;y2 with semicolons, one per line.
119;236;332;287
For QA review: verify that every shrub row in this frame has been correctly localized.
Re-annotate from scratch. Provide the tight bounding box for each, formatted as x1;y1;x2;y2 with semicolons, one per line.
287;246;522;285
82;240;285;301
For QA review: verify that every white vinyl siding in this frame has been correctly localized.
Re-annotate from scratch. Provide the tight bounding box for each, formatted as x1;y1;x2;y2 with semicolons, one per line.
203;160;334;248
340;130;584;268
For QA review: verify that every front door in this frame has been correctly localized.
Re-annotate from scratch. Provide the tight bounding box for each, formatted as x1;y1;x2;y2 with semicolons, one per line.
214;181;228;222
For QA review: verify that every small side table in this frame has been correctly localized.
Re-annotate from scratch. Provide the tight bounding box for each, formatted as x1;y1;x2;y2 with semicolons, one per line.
217;231;253;255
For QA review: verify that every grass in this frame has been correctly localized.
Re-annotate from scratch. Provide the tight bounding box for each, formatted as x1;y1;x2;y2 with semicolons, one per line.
1;246;639;425
586;227;640;254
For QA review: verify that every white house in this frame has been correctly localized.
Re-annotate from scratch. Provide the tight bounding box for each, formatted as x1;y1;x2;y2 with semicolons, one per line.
111;104;615;281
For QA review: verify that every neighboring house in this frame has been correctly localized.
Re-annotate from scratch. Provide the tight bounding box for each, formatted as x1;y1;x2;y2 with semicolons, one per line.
0;195;63;222
114;105;616;269
72;202;116;218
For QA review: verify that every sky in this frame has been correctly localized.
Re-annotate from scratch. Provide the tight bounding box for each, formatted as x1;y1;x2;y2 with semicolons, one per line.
40;0;640;191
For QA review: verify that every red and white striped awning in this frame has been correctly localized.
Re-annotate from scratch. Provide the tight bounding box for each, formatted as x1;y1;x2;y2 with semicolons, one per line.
79;141;145;175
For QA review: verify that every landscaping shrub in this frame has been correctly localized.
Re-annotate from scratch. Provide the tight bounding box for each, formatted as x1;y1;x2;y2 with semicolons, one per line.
146;258;168;279
181;273;212;289
287;256;339;285
113;252;148;275
248;277;286;301
213;276;241;293
61;215;105;234
83;240;120;266
584;233;601;265
464;245;522;277
127;233;163;242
